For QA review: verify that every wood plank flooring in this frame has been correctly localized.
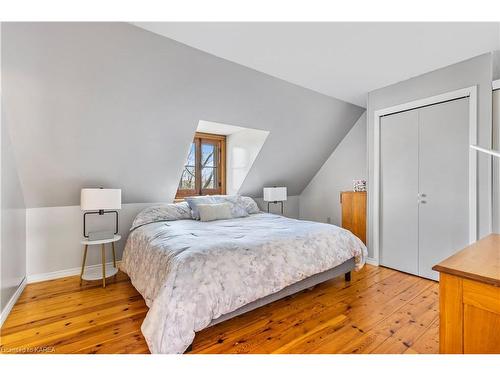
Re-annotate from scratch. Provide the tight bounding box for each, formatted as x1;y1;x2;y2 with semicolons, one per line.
0;265;439;354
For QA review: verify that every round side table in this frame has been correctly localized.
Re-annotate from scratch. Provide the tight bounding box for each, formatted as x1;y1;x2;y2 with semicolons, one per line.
80;234;121;288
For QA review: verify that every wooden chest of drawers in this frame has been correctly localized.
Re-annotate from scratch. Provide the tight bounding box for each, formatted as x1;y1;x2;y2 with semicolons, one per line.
340;191;366;244
433;234;500;354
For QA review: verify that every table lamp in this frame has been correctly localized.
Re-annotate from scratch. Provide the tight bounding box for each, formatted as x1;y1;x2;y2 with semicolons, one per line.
81;188;121;240
263;186;287;215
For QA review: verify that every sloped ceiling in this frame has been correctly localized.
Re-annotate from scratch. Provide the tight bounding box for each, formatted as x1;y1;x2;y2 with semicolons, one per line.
2;22;364;208
134;22;500;106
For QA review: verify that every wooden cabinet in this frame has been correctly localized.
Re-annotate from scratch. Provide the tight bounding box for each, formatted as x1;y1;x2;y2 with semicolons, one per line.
340;191;366;244
433;234;500;354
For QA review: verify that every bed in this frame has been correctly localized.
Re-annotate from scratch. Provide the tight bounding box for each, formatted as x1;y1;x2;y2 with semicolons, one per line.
120;203;367;354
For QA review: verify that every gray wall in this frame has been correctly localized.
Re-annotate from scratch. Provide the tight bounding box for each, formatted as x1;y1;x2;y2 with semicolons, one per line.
493;50;500;80
493;51;500;233
2;22;364;208
299;113;366;226
494;89;500;233
1;25;27;312
367;53;494;257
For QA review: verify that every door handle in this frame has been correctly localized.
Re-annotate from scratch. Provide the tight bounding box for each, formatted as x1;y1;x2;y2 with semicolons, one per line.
417;193;426;198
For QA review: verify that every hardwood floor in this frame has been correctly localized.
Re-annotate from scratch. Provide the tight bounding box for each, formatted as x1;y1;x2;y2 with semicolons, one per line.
0;265;439;354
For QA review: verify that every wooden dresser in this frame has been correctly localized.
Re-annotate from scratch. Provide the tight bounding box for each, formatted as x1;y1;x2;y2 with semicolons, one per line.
340;191;366;244
432;234;500;354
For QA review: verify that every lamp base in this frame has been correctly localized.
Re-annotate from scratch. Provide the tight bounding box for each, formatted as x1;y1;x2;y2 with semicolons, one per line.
267;201;284;215
83;210;119;238
88;230;115;241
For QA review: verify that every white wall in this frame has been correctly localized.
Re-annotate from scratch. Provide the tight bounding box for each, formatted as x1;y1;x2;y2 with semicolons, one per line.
494;89;500;233
25;203;156;279
299;113;366;226
227;128;269;195
1;20;27;317
492;51;500;233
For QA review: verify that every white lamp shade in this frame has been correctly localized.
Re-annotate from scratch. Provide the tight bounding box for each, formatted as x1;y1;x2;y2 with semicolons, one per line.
263;187;287;202
80;188;122;211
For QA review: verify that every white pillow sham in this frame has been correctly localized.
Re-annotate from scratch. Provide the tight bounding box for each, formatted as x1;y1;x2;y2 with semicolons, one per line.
130;202;192;231
239;196;260;214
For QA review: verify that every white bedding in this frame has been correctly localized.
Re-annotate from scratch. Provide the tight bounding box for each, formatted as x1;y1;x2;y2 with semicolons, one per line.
120;213;367;353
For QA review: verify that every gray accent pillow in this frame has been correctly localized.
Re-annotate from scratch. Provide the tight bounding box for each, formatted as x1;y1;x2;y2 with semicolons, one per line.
130;202;192;231
198;203;233;222
185;196;217;219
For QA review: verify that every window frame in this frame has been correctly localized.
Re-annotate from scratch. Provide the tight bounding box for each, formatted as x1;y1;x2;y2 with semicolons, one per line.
176;132;226;198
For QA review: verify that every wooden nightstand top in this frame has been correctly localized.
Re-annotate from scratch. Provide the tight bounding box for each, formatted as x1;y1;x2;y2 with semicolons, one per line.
432;234;500;287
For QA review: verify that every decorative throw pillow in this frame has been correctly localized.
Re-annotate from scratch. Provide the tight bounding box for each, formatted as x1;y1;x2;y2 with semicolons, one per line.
185;196;217;219
239;196;261;214
197;203;233;222
130;202;192;231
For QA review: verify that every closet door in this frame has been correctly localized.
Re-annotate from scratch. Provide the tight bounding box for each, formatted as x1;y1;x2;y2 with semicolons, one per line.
380;110;419;275
418;98;470;280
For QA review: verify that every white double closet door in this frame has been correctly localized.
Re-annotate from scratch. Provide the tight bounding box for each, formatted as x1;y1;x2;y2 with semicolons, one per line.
380;97;470;280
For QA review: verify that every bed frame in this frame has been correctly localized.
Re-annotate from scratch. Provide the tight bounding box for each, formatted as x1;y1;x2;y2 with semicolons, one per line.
185;257;355;352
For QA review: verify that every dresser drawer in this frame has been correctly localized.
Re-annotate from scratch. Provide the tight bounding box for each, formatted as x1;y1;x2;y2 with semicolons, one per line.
463;279;500;315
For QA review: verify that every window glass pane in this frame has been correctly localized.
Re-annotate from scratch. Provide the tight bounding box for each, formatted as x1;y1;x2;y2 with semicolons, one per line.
176;136;223;197
201;167;217;189
179;166;196;190
186;143;196;167
201;143;215;167
178;142;196;191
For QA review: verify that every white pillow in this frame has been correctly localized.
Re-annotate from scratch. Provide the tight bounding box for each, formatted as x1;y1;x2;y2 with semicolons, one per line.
211;195;249;218
130;202;192;231
198;203;233;222
239;196;260;214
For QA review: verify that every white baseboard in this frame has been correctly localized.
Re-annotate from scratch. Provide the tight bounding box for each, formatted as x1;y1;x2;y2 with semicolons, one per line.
0;277;27;328
365;257;379;266
27;261;122;284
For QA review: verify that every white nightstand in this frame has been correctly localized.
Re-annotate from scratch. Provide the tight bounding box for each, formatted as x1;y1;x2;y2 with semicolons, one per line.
80;234;121;288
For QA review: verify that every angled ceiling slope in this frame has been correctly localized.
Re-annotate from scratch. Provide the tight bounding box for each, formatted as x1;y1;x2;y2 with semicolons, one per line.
134;22;500;106
2;22;364;208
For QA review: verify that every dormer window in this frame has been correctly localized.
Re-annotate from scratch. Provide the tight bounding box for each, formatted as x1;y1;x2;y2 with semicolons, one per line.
176;132;226;198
